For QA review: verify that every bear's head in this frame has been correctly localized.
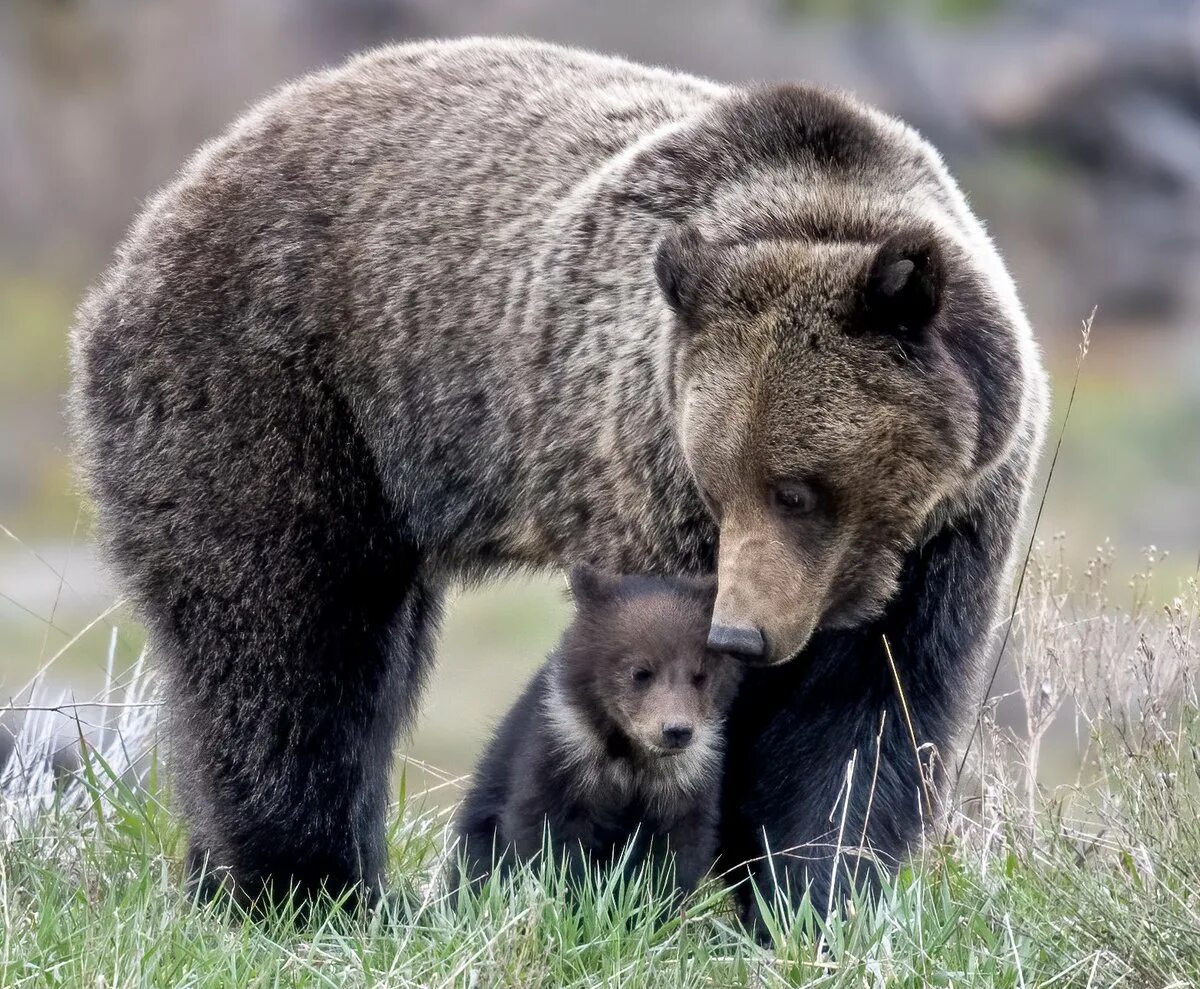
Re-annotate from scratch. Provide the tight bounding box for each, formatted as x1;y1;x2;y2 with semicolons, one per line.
555;565;743;764
656;223;1025;665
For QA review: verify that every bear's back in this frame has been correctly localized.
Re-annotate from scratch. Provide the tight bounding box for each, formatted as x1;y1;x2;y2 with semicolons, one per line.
72;39;726;405
113;39;725;276
333;38;726;193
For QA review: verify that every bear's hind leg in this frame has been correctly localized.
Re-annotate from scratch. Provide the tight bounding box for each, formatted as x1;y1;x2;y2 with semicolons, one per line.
173;564;443;908
76;318;443;908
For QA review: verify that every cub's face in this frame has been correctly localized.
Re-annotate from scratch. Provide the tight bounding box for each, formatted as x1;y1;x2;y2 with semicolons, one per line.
656;225;1021;666
560;567;743;758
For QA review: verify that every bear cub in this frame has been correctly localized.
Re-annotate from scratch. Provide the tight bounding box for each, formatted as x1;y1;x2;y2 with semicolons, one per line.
450;566;742;898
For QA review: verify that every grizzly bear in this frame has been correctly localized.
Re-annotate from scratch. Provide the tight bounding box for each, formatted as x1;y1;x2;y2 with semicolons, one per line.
68;38;1048;919
449;567;741;898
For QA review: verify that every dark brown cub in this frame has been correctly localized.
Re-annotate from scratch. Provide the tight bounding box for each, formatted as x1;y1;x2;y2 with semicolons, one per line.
448;566;741;898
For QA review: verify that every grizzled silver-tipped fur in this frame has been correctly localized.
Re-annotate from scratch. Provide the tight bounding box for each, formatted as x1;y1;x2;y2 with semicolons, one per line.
69;38;1047;918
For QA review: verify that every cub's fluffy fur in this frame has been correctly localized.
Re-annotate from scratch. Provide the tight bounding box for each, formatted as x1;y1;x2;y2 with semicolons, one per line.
69;38;1048;918
450;569;740;896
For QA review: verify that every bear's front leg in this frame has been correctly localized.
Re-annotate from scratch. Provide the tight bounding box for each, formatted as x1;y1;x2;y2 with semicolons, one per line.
720;477;1022;934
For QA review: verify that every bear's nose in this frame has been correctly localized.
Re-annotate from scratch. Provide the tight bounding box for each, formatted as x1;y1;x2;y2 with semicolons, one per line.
707;623;766;661
661;723;694;749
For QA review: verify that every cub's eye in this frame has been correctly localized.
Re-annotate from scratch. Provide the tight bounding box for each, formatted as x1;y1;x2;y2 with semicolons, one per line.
692;671;708;688
632;668;654;685
771;480;821;516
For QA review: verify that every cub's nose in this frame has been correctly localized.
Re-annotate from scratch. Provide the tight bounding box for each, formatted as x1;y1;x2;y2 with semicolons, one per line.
708;623;766;661
661;723;694;750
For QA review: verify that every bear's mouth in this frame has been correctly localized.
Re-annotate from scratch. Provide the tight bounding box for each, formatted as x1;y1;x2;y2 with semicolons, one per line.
641;742;690;759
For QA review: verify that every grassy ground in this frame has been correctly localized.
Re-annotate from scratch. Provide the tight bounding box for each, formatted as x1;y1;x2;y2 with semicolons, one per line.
2;548;1198;987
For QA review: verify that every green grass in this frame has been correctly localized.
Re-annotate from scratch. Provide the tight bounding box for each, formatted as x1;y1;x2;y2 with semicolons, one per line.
3;553;1198;987
3;732;1197;987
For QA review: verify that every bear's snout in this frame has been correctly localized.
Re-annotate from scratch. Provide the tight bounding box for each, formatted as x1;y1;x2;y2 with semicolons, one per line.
707;623;766;662
661;723;695;750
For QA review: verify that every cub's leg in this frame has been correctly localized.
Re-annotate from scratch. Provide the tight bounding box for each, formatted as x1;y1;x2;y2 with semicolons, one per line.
658;809;720;899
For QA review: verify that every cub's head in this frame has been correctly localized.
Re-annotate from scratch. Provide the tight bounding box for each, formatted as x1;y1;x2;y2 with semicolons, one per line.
556;566;742;761
656;223;1025;665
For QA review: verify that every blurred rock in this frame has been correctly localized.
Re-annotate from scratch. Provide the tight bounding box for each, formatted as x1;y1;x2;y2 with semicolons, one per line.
979;31;1200;328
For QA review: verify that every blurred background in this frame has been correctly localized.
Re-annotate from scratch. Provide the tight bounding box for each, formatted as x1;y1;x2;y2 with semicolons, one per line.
1;0;1198;787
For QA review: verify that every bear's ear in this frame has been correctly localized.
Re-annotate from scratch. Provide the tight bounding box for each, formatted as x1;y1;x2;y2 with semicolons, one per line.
859;232;944;336
569;564;618;604
655;224;717;326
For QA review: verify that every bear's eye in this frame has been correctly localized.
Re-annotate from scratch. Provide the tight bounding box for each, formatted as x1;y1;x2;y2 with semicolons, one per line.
692;671;708;688
771;480;821;516
632;668;654;685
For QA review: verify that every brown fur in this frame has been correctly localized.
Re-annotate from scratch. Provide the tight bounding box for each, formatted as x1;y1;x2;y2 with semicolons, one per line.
67;39;1048;910
450;569;741;896
664;231;992;660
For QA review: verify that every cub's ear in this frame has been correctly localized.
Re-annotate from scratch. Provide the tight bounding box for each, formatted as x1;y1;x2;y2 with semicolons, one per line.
859;232;944;336
654;224;717;326
568;564;618;603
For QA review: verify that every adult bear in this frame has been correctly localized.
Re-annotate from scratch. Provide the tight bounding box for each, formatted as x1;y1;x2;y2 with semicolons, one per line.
69;38;1048;918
